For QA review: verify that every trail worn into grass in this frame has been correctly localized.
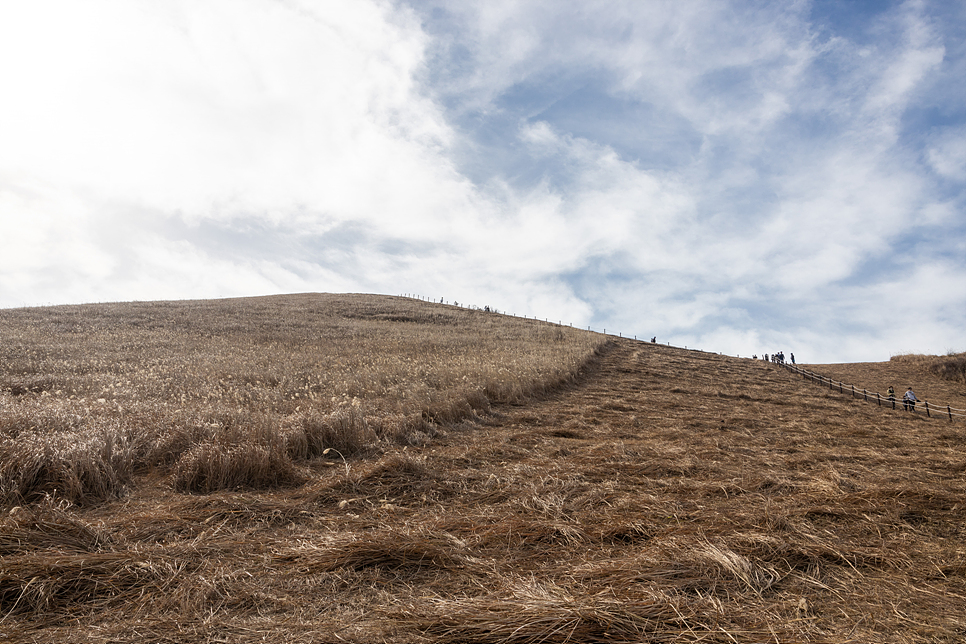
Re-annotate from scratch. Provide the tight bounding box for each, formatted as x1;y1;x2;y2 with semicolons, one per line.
5;339;966;643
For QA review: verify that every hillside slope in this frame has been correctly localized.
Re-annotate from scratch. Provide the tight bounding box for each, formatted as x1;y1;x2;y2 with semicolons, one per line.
0;294;604;503
2;307;965;643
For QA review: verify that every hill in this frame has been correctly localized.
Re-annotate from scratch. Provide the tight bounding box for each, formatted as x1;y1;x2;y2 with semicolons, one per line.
1;295;964;643
0;294;604;502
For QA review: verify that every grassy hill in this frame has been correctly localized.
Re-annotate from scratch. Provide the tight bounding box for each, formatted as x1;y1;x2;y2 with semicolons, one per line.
0;294;604;502
1;295;964;643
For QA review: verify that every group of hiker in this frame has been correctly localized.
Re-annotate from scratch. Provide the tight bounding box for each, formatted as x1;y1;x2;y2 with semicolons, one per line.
759;352;794;365
887;385;920;412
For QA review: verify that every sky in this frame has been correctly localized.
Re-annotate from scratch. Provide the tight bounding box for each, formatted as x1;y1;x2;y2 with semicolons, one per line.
0;0;963;363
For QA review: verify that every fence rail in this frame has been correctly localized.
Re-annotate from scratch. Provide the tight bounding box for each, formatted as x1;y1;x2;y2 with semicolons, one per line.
401;295;965;422
779;362;966;422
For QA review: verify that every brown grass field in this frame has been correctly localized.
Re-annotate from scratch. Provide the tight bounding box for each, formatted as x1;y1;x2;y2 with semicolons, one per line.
1;293;965;643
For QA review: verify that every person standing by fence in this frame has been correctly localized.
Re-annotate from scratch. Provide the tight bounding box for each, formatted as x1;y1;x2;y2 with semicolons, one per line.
903;387;918;412
887;386;896;409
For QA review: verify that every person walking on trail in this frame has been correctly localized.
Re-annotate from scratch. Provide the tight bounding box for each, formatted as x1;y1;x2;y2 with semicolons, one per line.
790;353;795;365
887;386;896;409
903;387;918;412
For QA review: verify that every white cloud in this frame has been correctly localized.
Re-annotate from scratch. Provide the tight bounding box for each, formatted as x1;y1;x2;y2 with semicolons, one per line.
0;0;962;363
0;0;460;223
0;0;487;304
927;126;966;181
519;120;561;149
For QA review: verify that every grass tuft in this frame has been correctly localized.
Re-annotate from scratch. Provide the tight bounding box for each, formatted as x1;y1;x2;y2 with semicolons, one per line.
0;429;131;506
171;440;302;493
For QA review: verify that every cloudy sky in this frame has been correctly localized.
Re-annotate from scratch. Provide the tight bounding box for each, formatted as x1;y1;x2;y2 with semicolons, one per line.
1;0;963;362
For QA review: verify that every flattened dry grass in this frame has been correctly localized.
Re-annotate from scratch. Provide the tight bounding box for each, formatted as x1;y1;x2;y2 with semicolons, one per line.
396;582;737;644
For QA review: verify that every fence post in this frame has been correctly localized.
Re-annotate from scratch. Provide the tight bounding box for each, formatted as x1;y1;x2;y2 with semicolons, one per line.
839;381;843;394
863;389;867;402
925;401;930;418
949;405;953;421
851;385;855;398
876;392;881;406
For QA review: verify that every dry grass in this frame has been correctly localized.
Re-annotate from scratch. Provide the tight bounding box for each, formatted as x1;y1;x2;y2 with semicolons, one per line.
890;351;966;385
1;295;965;642
0;294;603;502
394;582;734;644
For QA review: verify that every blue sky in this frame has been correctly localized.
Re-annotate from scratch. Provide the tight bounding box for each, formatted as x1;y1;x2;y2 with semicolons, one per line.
0;0;963;362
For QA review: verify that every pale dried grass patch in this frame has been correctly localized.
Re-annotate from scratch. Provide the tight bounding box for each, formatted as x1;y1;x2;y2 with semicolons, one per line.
392;579;763;644
0;295;604;504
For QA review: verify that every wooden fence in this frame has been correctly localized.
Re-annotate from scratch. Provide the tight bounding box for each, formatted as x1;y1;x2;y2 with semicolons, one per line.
779;362;966;422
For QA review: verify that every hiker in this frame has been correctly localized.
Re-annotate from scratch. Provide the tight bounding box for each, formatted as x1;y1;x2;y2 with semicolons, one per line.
764;354;769;362
887;386;896;409
903;387;918;412
651;336;656;343
790;353;795;365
